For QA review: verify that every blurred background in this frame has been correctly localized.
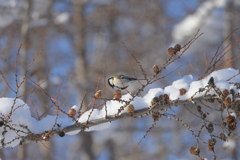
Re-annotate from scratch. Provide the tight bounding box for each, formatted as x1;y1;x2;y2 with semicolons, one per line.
0;0;240;159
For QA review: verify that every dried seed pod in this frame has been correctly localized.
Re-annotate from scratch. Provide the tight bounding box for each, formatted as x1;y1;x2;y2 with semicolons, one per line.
226;115;237;131
224;96;232;108
208;139;216;151
113;90;122;100
230;89;235;95
158;95;163;104
179;88;187;95
127;104;135;116
167;47;177;56
152;111;160;122
222;89;229;98
189;147;200;156
58;131;65;137
174;44;181;52
228;121;237;131
207;123;214;133
226;115;235;123
208;77;214;86
220;133;227;141
95;90;102;99
68;108;76;118
151;97;159;108
208;139;216;146
153;65;159;74
162;94;169;104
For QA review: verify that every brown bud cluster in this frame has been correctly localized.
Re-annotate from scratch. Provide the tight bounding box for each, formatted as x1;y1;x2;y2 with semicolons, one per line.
207;123;214;133
162;94;169;104
151;97;160;108
226;115;237;131
153;65;159;74
222;89;229;98
224;96;232;108
208;139;216;151
167;47;177;56
113;90;122;100
174;44;182;52
152;111;160;122
95;90;102;99
189;147;200;156
68;108;76;118
179;88;187;95
220;133;227;141
127;104;135;116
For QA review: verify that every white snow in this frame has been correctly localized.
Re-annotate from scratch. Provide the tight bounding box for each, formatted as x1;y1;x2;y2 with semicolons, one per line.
1;68;240;148
172;0;227;43
78;68;240;124
0;98;73;148
223;138;236;150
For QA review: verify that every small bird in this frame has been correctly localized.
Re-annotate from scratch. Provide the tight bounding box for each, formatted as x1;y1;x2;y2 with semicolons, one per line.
108;74;145;90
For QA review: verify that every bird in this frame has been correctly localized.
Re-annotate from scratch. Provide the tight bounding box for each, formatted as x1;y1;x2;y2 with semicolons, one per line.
108;74;145;90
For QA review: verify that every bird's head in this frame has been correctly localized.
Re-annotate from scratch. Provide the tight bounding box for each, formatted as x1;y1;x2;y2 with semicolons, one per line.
108;74;124;88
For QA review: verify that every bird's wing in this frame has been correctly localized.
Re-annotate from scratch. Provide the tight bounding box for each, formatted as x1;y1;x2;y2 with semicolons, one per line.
122;76;145;81
121;76;137;81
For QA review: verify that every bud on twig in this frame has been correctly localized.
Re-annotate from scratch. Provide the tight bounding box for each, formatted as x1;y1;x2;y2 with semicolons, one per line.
220;133;226;141
162;94;169;104
58;131;65;137
152;111;160;122
222;89;229;98
113;90;122;100
224;96;232;108
207;123;214;133
179;88;187;95
151;97;159;108
190;146;200;156
174;44;181;52
127;104;135;116
68;108;76;118
167;47;177;56
95;90;102;99
152;65;159;74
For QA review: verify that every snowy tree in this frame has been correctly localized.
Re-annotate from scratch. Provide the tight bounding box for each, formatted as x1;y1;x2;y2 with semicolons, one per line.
0;0;240;160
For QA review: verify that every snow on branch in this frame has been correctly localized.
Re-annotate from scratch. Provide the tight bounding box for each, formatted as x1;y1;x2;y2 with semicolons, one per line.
0;30;240;159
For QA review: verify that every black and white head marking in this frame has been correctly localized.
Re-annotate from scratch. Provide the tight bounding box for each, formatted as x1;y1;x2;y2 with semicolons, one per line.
108;77;114;88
